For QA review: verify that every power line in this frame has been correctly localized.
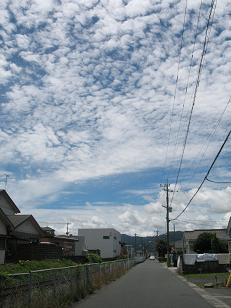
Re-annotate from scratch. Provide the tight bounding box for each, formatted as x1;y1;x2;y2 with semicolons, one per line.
177;218;225;223
170;0;217;206
163;0;188;181
186;96;231;178
176;0;218;183
173;0;203;169
206;177;231;184
171;126;231;221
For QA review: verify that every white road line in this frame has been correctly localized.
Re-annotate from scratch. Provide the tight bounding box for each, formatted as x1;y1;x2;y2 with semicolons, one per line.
176;274;230;308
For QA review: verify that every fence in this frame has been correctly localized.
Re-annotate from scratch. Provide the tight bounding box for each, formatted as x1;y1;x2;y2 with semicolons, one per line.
177;254;231;274
0;259;136;308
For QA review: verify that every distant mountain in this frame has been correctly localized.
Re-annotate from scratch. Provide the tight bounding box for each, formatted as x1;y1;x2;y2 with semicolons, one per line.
121;231;183;253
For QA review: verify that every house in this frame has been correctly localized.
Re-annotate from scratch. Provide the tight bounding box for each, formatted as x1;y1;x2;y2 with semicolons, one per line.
41;229;87;257
42;226;55;237
227;217;231;253
0;190;44;263
183;228;228;254
78;228;121;259
0;208;14;264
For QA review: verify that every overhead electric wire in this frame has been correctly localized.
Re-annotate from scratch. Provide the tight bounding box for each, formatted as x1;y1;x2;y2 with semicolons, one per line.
173;0;203;167
171;125;231;221
170;0;217;206
206;177;231;184
186;96;231;179
176;219;226;227
163;0;188;181
177;218;224;223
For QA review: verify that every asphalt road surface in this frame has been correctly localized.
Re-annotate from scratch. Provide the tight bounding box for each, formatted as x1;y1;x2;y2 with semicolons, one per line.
72;260;214;308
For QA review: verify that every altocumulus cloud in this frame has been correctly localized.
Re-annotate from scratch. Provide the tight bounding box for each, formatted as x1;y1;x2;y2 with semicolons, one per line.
0;0;230;234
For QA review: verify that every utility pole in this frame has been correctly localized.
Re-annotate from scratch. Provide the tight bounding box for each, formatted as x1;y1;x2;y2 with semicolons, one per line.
173;223;176;250
66;222;70;236
134;233;137;256
161;180;173;267
154;229;159;256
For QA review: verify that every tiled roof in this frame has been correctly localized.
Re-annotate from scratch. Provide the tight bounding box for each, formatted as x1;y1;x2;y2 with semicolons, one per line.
42;226;55;231
0;208;14;229
0;190;20;214
7;215;31;228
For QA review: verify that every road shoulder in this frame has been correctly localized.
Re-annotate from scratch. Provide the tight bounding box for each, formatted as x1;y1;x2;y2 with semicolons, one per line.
167;267;230;308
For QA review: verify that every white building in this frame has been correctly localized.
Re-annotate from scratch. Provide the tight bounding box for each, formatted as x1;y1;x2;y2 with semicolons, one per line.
78;228;121;259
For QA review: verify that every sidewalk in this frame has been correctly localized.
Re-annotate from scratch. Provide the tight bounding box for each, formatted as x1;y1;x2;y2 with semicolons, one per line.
71;261;214;308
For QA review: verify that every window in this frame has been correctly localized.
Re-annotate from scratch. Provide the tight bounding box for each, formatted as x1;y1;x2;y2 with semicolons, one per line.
103;236;110;239
114;236;117;240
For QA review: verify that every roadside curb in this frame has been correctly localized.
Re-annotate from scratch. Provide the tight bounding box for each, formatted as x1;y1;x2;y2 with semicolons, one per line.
167;267;230;308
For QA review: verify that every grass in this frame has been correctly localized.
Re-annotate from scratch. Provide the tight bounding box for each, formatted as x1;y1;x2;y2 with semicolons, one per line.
0;259;132;308
183;272;229;288
0;259;77;275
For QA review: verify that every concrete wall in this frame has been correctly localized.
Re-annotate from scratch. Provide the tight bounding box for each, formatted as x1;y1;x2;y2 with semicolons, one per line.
78;228;121;259
74;236;86;256
0;195;16;215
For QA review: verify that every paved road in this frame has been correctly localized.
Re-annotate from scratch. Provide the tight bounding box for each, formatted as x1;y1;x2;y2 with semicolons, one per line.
72;261;213;308
206;288;231;307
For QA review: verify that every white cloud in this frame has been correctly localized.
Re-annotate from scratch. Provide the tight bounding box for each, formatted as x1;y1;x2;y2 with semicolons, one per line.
0;0;230;233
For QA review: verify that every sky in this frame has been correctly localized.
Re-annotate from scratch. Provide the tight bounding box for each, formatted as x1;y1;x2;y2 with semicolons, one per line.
0;0;230;236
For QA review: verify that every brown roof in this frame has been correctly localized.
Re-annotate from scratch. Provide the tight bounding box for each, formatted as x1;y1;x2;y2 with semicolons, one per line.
184;229;228;241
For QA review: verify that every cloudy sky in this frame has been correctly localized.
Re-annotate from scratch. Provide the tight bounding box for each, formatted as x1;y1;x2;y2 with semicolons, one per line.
0;0;230;236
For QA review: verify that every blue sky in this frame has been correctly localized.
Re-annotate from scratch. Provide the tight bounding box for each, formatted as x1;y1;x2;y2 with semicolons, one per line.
0;0;230;235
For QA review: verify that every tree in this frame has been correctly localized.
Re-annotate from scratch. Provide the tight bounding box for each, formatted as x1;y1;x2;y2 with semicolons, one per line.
156;240;167;257
193;232;228;253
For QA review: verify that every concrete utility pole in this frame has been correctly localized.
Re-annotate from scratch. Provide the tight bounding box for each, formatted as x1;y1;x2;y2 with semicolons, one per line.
66;222;70;236
134;233;137;256
154;229;159;256
173;223;176;250
161;180;173;267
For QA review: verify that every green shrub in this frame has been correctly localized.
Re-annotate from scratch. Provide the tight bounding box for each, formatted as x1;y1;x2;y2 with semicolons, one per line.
86;253;102;263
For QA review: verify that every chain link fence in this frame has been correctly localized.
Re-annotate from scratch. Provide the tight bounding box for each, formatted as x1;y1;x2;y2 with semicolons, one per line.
0;258;136;308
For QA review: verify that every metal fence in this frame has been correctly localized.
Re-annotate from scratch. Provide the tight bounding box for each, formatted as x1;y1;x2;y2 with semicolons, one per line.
0;258;136;308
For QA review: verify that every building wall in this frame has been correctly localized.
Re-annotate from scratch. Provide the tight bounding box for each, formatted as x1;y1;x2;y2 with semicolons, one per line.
74;236;86;256
16;219;40;236
0;195;16;215
78;228;121;259
0;218;7;235
0;250;5;264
